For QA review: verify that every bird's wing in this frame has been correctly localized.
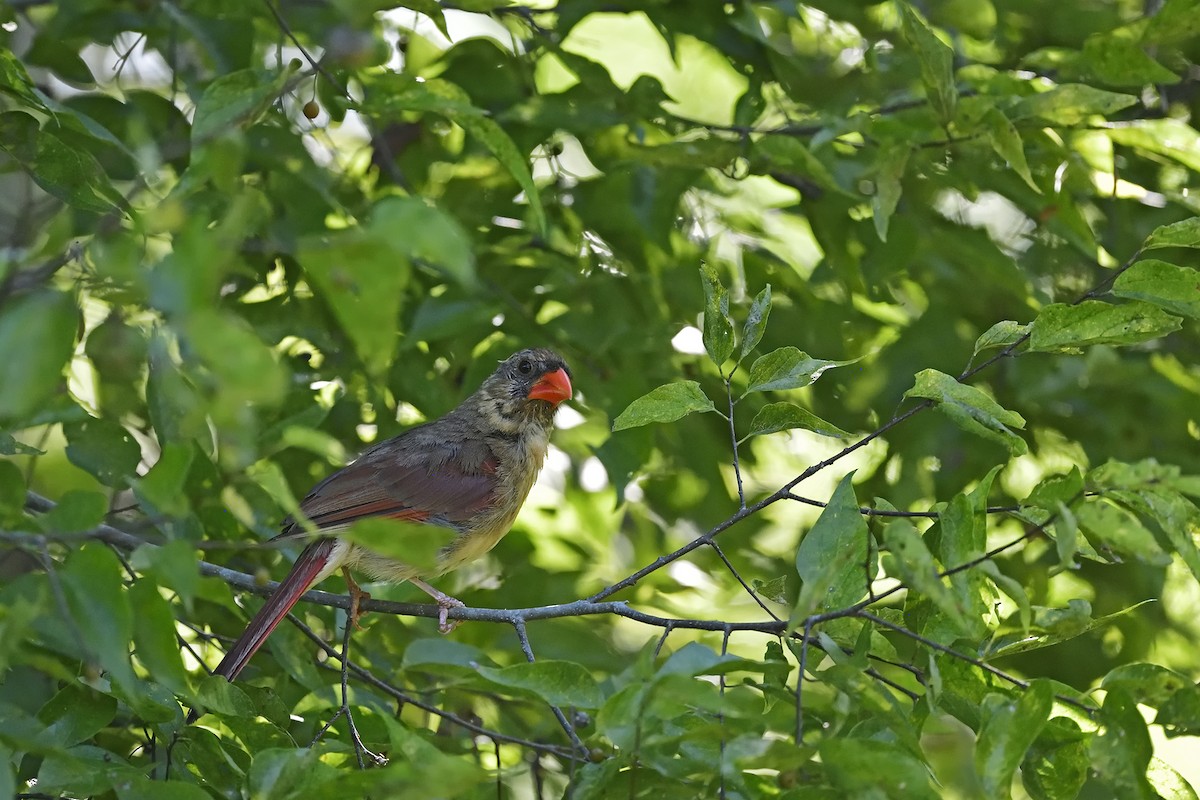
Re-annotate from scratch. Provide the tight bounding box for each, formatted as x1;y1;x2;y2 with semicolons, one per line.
279;433;499;537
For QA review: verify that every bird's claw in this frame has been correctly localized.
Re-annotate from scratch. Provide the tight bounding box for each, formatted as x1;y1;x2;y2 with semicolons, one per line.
437;596;466;634
410;577;465;634
342;567;371;630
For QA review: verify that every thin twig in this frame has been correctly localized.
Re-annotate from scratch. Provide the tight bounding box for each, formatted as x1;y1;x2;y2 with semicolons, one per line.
513;618;587;753
857;610;1097;714
725;375;746;510
287;613;577;758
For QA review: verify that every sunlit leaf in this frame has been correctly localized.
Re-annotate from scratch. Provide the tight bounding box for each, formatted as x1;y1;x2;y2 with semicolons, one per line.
793;473;869;621
612;381;715;431
1112;259;1200;319
1091;689;1156;799
0;111;126;213
904;369;1027;454
984;107;1037;191
1143;217;1200;250
746;402;849;439
745;346;857;394
872;143;909;242
883;517;972;635
738;283;772;362
897;2;957;124
700;264;735;367
0;289;78;424
476;660;604;709
1011;84;1137;124
976;682;1054;800
191;68;288;144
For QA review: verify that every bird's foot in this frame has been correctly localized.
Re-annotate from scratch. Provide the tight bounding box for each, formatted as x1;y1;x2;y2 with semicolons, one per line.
342;567;371;630
410;577;465;634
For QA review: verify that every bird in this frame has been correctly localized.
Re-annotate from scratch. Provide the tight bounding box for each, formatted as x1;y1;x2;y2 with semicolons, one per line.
193;348;572;707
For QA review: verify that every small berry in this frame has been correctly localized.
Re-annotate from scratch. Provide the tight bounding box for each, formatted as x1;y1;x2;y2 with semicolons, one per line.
303;101;320;119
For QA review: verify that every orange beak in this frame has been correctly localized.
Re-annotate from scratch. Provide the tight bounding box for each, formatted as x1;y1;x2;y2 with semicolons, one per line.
527;367;572;405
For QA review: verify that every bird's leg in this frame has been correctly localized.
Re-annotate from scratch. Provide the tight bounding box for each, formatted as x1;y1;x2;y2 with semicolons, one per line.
341;567;371;630
409;578;465;634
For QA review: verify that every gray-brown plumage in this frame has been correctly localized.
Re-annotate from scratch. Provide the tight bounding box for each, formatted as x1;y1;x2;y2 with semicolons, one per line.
198;348;572;694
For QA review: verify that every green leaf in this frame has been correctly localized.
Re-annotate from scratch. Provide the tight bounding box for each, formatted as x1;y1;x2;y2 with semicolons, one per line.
745;402;849;439
194;674;256;717
898;2;957;124
131;443;195;517
1053;501;1080;569
984;107;1037;191
183;310;288;409
738;284;772;363
1106;119;1200;173
37;683;117;748
61;543;135;688
986;600;1154;658
341;517;454;575
973;321;1029;356
793;473;869;620
64;417;142;488
872;143;909;242
372;195;476;288
904;369;1027;455
611;381;715;431
0;432;43;455
883;518;972;635
753;137;846;195
0;111;126;213
37;490;107;533
247;748;324;800
934;489;992;642
1030;299;1182;351
403;637;489;670
1148;759;1200;800
1079;32;1179;87
1111;259;1200;319
362;75;546;236
1075;499;1170;565
1143;217;1200;250
115;777;214;800
191;68;288;144
129;579;189;695
476;660;604;709
37;748;141;797
1011;84;1137;124
129;539;200;613
1091;689;1156;799
745;346;856;394
0;593;43;680
0;47;52;111
975;682;1054;800
1132;488;1200;584
820;738;939;799
1023;468;1085;512
979;560;1032;632
0;289;79;424
0;744;12;800
1022;717;1090;800
1103;663;1193;706
700;264;735;367
297;201;419;376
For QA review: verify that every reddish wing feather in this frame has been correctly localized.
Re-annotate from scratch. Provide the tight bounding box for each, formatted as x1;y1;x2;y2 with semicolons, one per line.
281;434;499;537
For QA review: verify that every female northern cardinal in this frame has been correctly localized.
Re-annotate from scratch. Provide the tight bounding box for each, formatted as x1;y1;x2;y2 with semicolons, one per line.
200;348;572;691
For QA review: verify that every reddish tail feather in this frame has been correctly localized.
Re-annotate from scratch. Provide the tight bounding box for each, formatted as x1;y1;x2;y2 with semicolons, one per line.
187;539;336;722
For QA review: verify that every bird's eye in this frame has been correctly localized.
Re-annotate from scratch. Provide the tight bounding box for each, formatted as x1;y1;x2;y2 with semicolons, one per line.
517;359;533;375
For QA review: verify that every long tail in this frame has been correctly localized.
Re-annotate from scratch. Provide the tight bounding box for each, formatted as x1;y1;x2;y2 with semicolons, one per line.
188;538;337;721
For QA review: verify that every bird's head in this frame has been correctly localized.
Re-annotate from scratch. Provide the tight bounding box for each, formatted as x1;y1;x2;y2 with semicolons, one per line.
473;348;573;432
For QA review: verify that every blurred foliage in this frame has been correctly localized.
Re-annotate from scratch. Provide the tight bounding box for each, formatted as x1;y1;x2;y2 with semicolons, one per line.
1;0;1200;797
